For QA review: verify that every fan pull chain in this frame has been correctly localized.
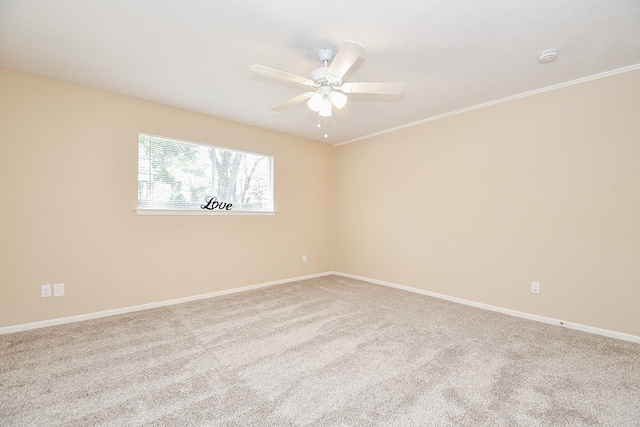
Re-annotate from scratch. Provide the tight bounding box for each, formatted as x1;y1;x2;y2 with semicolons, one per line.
317;115;328;139
323;115;328;139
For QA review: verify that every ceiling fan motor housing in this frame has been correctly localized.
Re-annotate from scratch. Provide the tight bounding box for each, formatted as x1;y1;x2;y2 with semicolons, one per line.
309;67;330;83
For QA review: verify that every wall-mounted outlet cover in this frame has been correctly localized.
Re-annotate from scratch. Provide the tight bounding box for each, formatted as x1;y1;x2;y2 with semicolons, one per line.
53;283;65;297
41;285;52;298
531;282;540;294
302;255;307;263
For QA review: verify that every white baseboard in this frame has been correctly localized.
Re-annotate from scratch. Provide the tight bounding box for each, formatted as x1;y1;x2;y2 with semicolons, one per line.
331;271;640;345
3;271;639;345
0;272;332;335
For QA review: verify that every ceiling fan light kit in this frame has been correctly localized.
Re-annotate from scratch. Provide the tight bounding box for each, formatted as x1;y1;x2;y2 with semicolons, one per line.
330;91;348;109
250;40;404;124
319;99;332;117
307;93;323;112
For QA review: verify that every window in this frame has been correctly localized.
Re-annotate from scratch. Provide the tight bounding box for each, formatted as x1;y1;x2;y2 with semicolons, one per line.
137;133;274;214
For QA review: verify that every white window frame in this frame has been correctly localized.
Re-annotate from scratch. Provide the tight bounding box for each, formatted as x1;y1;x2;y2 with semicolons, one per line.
136;133;275;216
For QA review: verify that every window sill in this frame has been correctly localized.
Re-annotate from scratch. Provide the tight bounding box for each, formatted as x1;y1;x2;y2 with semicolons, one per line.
136;209;276;216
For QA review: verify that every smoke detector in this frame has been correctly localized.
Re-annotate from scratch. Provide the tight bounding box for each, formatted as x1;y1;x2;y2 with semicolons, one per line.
538;48;559;64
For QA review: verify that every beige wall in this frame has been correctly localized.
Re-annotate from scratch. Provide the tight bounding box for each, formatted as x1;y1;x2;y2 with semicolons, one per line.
2;66;639;338
334;69;640;336
0;68;334;327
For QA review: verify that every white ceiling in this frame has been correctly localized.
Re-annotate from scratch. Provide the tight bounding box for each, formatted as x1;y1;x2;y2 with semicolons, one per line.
1;1;639;145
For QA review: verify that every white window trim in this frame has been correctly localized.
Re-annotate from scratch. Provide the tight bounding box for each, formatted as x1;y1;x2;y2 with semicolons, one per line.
135;209;276;216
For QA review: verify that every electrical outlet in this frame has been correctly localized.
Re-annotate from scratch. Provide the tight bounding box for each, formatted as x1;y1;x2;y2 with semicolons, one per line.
53;283;65;297
41;285;51;298
302;255;307;263
531;282;540;294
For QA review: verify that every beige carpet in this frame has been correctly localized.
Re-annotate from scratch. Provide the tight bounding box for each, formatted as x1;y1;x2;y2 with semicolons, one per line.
1;275;639;426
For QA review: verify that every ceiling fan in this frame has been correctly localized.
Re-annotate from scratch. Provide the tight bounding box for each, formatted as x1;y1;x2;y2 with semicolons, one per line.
249;41;404;118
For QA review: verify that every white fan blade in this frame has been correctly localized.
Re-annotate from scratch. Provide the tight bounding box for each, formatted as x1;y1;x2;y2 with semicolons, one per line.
327;41;365;81
339;82;405;95
250;64;316;87
271;92;315;111
333;104;351;122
